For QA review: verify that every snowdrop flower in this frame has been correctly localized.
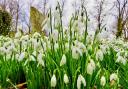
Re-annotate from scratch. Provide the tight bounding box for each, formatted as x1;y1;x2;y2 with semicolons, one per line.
96;49;104;61
20;35;29;42
32;51;37;57
72;46;82;60
60;54;66;66
51;29;58;42
20;35;29;47
46;41;51;50
0;47;7;55
33;32;41;39
116;55;126;65
110;73;118;82
90;59;96;70
51;74;57;87
87;63;93;75
37;53;45;67
15;30;22;38
100;76;106;86
113;46;121;52
65;42;69;52
29;55;36;61
0;47;5;55
100;44;109;54
42;42;47;51
54;42;59;51
31;38;41;50
19;52;26;61
64;74;69;84
87;59;96;75
87;45;92;52
78;42;86;53
6;54;12;60
77;74;86;89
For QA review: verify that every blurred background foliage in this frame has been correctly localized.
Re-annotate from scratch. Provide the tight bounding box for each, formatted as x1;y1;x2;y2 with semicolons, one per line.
0;9;12;36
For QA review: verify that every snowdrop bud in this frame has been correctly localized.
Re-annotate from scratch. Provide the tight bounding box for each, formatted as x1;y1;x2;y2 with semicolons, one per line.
64;74;69;84
100;76;106;86
60;54;66;66
87;59;95;75
96;49;104;61
51;74;57;87
110;73;118;82
77;74;86;89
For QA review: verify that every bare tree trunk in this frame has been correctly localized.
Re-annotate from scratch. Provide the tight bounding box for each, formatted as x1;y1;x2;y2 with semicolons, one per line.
15;2;19;32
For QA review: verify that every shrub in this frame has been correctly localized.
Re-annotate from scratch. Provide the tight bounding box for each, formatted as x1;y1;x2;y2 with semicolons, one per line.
0;9;12;36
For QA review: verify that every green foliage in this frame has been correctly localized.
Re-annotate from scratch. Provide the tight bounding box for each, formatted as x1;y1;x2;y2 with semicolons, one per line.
0;9;12;36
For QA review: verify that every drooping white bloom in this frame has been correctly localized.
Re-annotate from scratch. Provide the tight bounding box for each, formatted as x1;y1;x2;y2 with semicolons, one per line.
37;53;45;67
100;44;109;54
78;42;86;53
87;45;92;52
110;73;118;82
64;74;69;84
80;75;86;87
60;54;66;66
87;63;93;75
0;47;7;55
51;29;58;42
29;55;36;61
87;59;96;75
100;76;106;86
46;41;51;50
33;32;41;39
32;51;37;57
77;75;81;89
72;46;82;60
42;42;47;51
90;59;96;70
31;38;41;50
116;55;126;65
77;74;86;89
15;30;22;38
54;42;59;51
51;74;57;87
20;35;29;42
19;52;26;61
96;49;104;61
20;35;29;47
65;42;69;52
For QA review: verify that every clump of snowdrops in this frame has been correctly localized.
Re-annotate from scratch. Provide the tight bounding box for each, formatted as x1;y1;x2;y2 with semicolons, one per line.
0;6;128;89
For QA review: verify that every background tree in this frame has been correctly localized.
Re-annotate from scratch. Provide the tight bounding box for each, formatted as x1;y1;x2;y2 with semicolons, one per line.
115;0;128;38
